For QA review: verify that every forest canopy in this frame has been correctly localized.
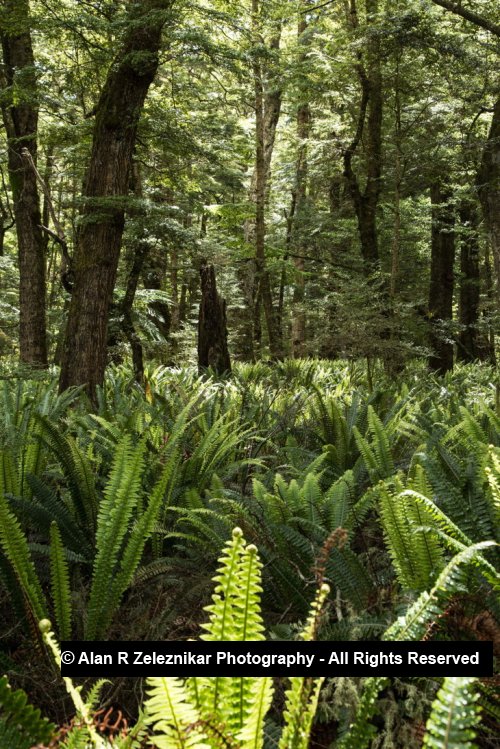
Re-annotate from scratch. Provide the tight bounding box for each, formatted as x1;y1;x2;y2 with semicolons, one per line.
0;0;498;383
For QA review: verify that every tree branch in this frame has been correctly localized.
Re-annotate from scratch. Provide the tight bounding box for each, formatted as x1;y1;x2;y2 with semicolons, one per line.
431;0;500;38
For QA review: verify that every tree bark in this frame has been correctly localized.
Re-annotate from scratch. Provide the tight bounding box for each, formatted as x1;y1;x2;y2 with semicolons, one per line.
457;201;481;363
0;165;14;258
342;0;383;270
0;0;47;365
59;0;170;399
291;6;311;358
477;95;500;309
428;181;455;374
198;263;231;374
241;2;283;360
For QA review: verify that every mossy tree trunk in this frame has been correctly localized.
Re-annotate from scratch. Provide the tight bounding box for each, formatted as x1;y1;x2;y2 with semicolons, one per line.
0;0;47;366
59;0;170;400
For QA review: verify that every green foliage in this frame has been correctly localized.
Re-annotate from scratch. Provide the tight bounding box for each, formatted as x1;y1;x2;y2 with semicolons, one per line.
0;480;48;624
423;677;480;749
49;520;72;641
0;674;56;749
0;362;497;747
145;528;328;749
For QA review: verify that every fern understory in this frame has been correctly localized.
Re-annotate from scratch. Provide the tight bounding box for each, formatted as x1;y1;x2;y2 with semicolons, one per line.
0;359;498;747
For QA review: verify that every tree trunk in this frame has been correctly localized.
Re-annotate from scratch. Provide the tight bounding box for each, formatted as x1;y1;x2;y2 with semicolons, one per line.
291;7;311;359
143;257;171;341
343;0;383;270
0;166;14;259
428;181;455;374
59;0;170;399
457;201;481;362
0;0;47;366
241;2;283;360
198;264;231;374
477;95;500;308
121;242;148;384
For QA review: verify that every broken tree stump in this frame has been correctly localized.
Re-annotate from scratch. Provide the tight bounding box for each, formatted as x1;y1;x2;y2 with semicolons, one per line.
198;263;231;374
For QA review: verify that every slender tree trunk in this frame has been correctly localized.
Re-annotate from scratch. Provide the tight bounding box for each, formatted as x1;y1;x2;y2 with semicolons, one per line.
238;29;282;362
247;1;282;359
0;166;14;259
59;0;170;399
428;181;455;374
457;201;481;362
390;53;403;298
121;242;149;383
483;242;497;365
477;95;500;308
0;0;47;365
291;6;311;358
143;259;171;341
343;0;383;270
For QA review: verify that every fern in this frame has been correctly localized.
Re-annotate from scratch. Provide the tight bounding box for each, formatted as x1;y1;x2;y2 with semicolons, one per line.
0;486;48;623
378;473;443;591
278;584;329;749
335;676;387;749
423;677;480;749
354;406;394;483
145;528;329;749
85;435;146;639
0;675;56;749
49;521;72;640
339;541;497;749
38;415;98;534
384;541;498;642
146;678;209;748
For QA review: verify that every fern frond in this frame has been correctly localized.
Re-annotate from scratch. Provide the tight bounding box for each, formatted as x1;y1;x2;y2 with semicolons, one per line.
277;584;329;749
145;677;209;749
384;541;498;641
38;415;98;533
237;677;274;749
423;677;480;749
0;490;47;622
49;522;72;640
0;675;56;749
86;435;145;639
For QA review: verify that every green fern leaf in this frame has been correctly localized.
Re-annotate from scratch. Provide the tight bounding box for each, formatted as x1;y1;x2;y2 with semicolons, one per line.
423;677;480;749
86;435;145;639
0;675;56;749
0;490;47;623
49;522;72;640
145;677;209;749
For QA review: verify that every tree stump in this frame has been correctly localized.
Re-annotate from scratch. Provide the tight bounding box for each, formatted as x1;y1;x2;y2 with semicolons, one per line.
198;264;231;374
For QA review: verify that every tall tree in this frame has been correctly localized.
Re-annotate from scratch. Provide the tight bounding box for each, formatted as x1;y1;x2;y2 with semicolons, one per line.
291;2;311;358
249;0;283;360
343;0;383;269
429;0;500;306
59;0;172;398
428;180;455;374
457;200;481;362
0;0;47;365
477;96;500;308
238;27;282;361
